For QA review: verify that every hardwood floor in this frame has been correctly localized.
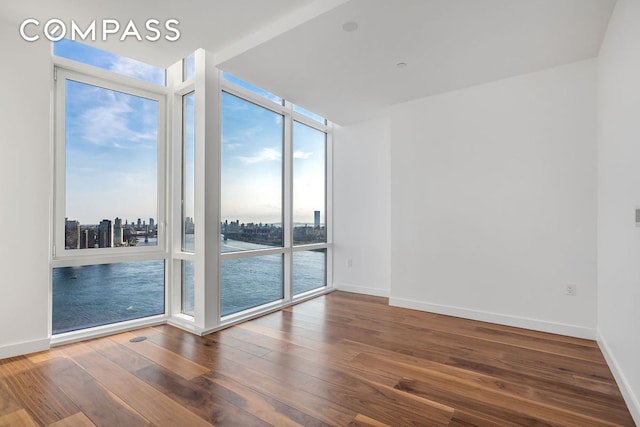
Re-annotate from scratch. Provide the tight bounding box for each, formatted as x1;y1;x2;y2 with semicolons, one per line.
0;291;635;426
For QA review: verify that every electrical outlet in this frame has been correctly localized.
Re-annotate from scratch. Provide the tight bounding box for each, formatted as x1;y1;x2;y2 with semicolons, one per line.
566;284;576;296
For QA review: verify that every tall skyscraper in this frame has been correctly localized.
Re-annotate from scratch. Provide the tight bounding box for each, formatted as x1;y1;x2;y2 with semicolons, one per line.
65;218;80;249
87;228;97;248
314;210;321;228
114;217;123;247
98;219;113;248
80;228;89;249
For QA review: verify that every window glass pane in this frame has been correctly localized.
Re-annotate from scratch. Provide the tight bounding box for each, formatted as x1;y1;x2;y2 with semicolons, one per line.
293;121;326;245
52;260;165;334
221;255;283;316
54;39;165;85
182;260;194;316
293;105;326;124
64;80;158;250
293;249;326;295
221;92;283;253
182;92;195;252
183;52;195;81
222;72;283;105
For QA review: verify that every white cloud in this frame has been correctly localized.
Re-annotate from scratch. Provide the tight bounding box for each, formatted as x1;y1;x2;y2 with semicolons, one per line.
237;147;282;164
109;56;164;83
77;90;157;148
293;150;312;159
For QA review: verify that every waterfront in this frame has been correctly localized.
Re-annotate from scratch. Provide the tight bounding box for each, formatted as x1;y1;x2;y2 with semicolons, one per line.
52;237;326;334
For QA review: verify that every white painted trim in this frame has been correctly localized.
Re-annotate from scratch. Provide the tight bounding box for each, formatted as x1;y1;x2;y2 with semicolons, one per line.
0;338;50;360
334;282;390;298
598;332;640;425
50;315;167;347
166;316;206;335
389;297;596;340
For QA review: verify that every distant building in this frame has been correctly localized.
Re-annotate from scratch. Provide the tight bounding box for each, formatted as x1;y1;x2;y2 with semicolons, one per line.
314;210;321;228
80;229;89;249
149;218;155;229
98;219;112;248
184;217;195;234
114;217;123;247
64;218;80;249
86;227;97;249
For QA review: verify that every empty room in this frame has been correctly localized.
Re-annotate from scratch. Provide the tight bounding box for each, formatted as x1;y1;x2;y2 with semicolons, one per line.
0;0;639;425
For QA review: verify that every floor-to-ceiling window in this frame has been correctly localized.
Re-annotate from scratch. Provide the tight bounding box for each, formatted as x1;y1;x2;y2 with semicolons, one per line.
51;40;168;336
220;91;285;315
50;43;332;339
220;73;331;319
292;121;327;295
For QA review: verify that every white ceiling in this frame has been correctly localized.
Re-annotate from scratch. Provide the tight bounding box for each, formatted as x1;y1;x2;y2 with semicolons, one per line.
1;0;617;125
0;0;318;66
218;0;617;124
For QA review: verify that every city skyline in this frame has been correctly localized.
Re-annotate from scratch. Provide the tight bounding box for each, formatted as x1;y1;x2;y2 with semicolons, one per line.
65;215;158;249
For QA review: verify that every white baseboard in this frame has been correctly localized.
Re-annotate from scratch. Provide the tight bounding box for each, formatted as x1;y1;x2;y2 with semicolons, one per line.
0;338;50;360
597;332;640;425
389;297;597;340
334;282;390;298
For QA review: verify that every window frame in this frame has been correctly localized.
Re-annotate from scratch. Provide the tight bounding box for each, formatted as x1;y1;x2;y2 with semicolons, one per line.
218;77;333;321
52;65;169;265
49;47;333;340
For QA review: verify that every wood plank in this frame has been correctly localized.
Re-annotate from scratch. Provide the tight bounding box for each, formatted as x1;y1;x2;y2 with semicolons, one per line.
358;352;625;426
286;311;616;399
41;355;151;427
348;413;392;427
0;379;22;417
0;409;38;427
108;331;209;380
140;325;358;426
204;370;330;427
63;343;212;427
264;308;616;389
205;365;357;426
212;327;453;423
308;292;601;348
0;357;32;378
0;357;79;425
133;363;270;426
335;339;632;424
200;342;454;426
48;412;96;427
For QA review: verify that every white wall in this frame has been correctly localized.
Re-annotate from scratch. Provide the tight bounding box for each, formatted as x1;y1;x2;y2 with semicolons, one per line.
0;19;52;357
597;0;640;421
333;116;391;297
389;60;598;338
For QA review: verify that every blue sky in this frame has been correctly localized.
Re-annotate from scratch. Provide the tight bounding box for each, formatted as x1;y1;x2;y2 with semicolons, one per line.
58;39;325;226
65;80;158;225
221;93;326;225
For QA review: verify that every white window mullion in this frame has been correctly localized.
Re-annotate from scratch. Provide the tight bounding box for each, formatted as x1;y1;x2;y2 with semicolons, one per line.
167;59;183;318
326;126;334;289
283;100;294;302
53;67;67;259
193;49;221;330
